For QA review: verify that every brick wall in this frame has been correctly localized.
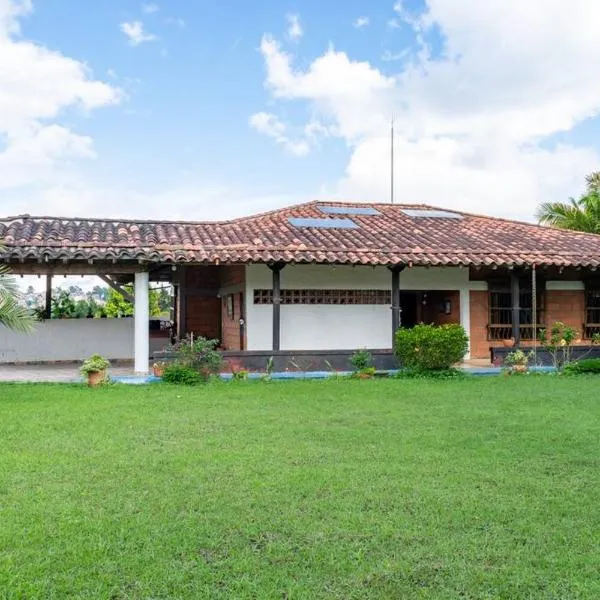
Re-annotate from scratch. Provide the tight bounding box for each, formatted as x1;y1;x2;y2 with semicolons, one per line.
545;290;586;339
469;288;589;360
220;265;245;288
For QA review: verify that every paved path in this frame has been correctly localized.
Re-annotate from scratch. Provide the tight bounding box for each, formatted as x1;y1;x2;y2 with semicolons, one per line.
0;363;147;383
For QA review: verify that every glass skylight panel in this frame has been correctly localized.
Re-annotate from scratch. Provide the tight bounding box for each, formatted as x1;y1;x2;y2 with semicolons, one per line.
401;209;463;219
288;217;359;229
318;205;381;216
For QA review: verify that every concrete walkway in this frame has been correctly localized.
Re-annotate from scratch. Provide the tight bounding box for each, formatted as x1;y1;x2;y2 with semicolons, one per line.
0;362;148;383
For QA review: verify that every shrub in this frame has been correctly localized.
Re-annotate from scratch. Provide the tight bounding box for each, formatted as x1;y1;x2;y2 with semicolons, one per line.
162;363;203;385
350;349;373;371
539;321;579;369
172;335;222;378
80;354;110;375
564;358;600;375
504;349;535;373
394;323;468;371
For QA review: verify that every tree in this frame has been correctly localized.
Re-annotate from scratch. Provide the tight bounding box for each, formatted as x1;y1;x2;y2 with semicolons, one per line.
104;285;164;318
51;289;78;318
537;171;600;234
0;244;35;332
104;288;134;318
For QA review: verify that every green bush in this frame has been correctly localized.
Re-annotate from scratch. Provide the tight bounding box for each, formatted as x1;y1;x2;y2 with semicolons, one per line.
563;358;600;375
172;335;222;378
162;363;203;385
394;323;469;371
350;349;373;371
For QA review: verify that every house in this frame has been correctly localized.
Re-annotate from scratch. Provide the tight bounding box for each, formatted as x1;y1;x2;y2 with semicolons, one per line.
1;201;599;371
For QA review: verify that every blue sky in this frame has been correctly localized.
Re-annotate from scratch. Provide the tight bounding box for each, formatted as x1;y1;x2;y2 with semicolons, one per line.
1;0;600;224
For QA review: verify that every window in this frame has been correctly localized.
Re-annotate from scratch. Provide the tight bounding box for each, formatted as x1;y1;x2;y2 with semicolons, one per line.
318;205;381;216
287;217;359;229
585;284;600;338
253;289;391;305
488;280;545;341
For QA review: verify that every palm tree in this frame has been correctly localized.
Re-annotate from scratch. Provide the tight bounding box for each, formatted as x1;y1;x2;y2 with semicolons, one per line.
0;244;35;332
585;171;600;193
537;172;600;234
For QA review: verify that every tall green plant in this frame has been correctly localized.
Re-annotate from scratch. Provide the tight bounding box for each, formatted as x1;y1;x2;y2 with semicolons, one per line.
539;321;578;369
0;245;35;332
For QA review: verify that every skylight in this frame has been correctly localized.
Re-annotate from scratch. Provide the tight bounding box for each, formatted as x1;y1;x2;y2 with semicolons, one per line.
288;217;359;229
401;209;463;219
318;205;381;216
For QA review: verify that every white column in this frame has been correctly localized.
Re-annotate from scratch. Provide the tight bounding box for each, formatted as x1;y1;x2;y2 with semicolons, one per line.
134;271;150;374
459;287;471;359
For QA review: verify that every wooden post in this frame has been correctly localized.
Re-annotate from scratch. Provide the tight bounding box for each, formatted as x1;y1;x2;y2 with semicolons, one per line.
179;266;187;339
238;292;245;351
269;263;285;351
510;271;521;345
389;265;405;346
45;274;52;319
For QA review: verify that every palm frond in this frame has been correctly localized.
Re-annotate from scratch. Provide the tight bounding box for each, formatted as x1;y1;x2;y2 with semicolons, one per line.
0;242;36;333
536;194;600;233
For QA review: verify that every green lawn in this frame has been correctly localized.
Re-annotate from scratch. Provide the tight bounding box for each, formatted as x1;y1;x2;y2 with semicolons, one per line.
1;378;600;599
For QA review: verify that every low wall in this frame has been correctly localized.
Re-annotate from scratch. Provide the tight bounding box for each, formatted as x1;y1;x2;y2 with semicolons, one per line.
155;348;399;372
491;346;600;366
0;319;135;363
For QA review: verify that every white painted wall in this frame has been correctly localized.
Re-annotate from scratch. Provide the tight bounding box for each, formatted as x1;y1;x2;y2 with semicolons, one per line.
245;264;484;351
0;319;135;363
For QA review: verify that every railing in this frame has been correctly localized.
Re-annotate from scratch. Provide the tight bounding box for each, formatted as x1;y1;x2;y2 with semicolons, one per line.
489;307;543;341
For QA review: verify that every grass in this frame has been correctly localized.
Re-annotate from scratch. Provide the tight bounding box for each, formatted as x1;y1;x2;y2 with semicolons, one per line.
1;377;600;599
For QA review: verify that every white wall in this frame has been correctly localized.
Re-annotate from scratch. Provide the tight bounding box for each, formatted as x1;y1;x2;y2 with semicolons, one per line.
245;264;485;351
0;318;135;363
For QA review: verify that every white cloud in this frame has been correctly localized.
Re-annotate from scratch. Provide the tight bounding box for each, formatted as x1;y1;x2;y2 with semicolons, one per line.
286;14;303;41
120;21;157;46
6;181;307;221
249;112;310;156
253;0;600;220
0;0;121;192
142;3;158;14
353;16;369;28
0;0;31;34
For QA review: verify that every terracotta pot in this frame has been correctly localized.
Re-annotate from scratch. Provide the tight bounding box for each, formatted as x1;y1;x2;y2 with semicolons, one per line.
356;372;374;380
153;365;165;377
87;370;106;387
512;364;527;373
502;338;515;347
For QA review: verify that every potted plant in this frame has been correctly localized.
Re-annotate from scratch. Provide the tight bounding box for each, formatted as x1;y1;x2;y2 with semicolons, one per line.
504;349;533;374
152;361;167;377
502;337;515;347
80;354;110;387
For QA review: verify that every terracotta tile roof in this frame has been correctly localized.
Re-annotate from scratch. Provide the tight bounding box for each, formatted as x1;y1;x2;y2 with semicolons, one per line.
1;201;599;268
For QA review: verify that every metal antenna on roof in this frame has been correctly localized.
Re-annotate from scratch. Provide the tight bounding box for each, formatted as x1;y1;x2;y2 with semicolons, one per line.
390;116;395;204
